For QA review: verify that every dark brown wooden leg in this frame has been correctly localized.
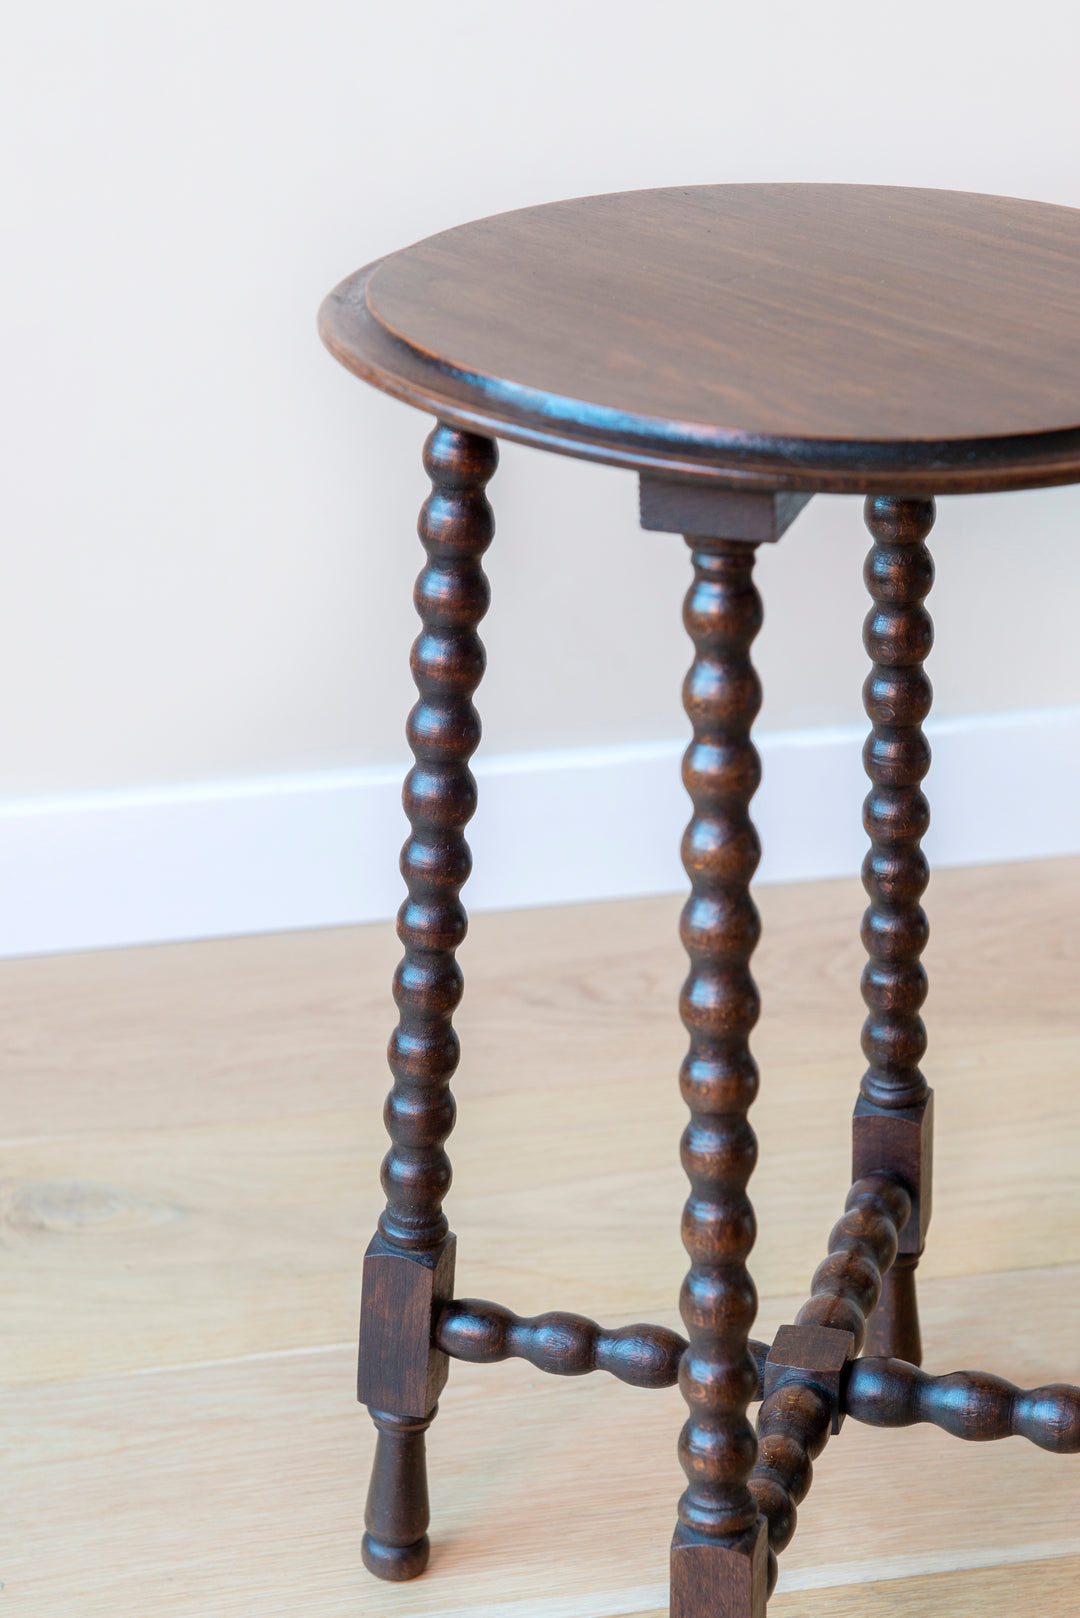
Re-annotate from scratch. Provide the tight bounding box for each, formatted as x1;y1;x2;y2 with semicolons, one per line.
358;422;496;1580
750;1175;911;1592
863;1251;922;1364
671;538;767;1618
362;1411;436;1580
852;495;935;1366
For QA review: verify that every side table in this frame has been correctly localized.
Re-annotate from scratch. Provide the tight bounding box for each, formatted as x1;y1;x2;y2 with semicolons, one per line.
319;184;1080;1616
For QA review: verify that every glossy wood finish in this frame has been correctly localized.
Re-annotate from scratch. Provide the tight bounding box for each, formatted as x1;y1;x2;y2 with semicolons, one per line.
750;1382;833;1599
319;185;1080;493
794;1175;910;1351
750;1175;911;1594
435;1290;1080;1458
857;497;935;1117
852;495;936;1366
435;1299;688;1390
844;1358;1080;1453
861;1251;923;1366
319;188;1080;1616
358;421;496;1580
764;1323;855;1436
362;1411;434;1581
377;422;497;1255
671;538;767;1615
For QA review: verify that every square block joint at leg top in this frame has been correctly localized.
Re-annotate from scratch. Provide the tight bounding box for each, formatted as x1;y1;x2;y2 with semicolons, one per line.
356;1233;456;1419
638;476;813;542
852;1091;934;1255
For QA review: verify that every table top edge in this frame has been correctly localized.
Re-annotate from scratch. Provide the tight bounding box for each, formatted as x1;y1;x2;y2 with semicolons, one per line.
319;262;1080;497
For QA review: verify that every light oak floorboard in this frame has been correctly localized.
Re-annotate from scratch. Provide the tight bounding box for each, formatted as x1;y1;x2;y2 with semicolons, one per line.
3;862;1079;1384
3;1267;1079;1617
1;857;1078;1612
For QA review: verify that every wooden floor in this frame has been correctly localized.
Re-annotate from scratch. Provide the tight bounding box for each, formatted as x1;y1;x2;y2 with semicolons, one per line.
2;857;1078;1616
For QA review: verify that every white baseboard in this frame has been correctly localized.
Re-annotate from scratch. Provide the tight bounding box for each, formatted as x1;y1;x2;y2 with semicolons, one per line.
1;705;1078;958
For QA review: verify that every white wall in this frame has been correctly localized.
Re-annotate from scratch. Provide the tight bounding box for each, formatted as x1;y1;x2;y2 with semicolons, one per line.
3;0;1080;950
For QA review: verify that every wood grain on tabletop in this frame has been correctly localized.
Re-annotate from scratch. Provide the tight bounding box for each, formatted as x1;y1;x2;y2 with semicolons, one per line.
1;858;1078;1613
320;185;1080;493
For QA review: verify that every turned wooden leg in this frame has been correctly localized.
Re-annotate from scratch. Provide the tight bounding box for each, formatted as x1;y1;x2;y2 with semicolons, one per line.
864;1251;922;1365
670;538;767;1618
363;1411;436;1580
852;495;935;1366
357;421;497;1580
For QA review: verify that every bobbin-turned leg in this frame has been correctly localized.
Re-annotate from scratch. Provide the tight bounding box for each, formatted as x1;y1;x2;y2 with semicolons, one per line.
853;495;935;1366
671;537;768;1618
357;422;496;1580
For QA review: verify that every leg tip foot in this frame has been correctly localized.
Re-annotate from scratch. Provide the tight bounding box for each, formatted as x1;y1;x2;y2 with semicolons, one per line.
362;1530;430;1581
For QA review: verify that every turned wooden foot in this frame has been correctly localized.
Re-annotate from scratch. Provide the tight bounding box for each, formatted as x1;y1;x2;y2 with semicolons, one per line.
362;1410;435;1580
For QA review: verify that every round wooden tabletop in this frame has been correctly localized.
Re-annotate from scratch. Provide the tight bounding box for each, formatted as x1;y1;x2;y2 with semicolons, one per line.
319;184;1080;494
